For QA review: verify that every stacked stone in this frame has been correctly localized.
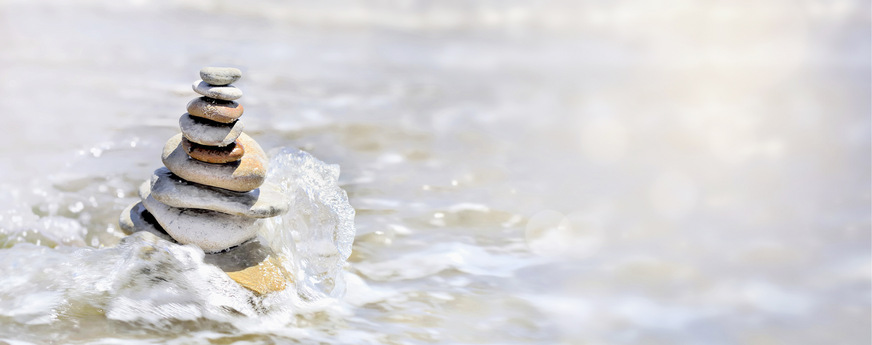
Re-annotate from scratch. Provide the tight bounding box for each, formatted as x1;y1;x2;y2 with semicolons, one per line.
120;67;289;254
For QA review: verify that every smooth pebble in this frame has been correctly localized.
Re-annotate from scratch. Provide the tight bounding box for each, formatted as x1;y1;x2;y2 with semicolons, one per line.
179;113;243;146
187;97;243;123
139;182;262;252
182;138;245;164
200;67;242;86
162;133;268;192
192;80;242;101
149;167;289;218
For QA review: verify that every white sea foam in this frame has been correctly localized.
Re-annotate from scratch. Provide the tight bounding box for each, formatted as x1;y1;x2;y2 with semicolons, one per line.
0;148;359;341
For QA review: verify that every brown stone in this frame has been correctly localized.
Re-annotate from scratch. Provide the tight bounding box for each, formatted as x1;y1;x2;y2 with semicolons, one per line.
186;97;244;123
225;256;290;295
162;133;268;192
181;137;245;163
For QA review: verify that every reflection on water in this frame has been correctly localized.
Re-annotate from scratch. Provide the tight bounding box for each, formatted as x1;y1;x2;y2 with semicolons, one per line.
1;0;870;344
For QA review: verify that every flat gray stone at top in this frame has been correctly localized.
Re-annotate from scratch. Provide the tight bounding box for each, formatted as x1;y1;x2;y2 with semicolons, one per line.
200;67;241;86
179;113;243;146
139;181;262;253
192;80;242;101
149;167;289;218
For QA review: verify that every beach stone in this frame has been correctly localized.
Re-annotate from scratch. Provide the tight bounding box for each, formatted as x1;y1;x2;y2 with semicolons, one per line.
139;182;262;252
186;97;243;123
118;202;175;242
204;237;290;294
182;138;245;163
162;133;268;192
225;256;288;294
200;67;242;86
204;236;271;271
179;113;243;146
149;167;289;218
192;80;242;101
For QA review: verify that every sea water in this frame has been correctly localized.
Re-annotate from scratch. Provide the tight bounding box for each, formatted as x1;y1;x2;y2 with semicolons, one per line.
0;0;869;344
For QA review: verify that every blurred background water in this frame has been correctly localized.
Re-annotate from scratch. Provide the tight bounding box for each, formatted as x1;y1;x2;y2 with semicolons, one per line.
0;0;869;344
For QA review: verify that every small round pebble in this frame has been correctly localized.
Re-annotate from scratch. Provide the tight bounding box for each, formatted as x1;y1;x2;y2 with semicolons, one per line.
182;137;245;164
200;67;242;86
192;80;242;101
187;97;243;123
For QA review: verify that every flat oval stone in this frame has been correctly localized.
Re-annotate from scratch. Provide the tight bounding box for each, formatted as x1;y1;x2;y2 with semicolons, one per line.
179;113;243;146
182;138;245;163
139;182;262;252
187;97;243;123
192;80;242;101
204;237;290;294
200;67;242;86
225;255;288;294
162;133;268;192
118;201;175;242
149;167;289;218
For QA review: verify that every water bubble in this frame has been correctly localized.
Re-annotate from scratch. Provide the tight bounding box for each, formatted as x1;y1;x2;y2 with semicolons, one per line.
68;202;84;213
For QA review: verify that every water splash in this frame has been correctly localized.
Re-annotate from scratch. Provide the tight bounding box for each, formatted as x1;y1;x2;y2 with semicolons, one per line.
262;148;356;301
0;147;356;341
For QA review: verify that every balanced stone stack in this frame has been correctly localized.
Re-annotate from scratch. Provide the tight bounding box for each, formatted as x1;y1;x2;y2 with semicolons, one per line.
120;67;290;293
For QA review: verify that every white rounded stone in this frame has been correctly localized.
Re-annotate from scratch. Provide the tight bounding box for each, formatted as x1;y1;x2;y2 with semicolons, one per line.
149;167;289;218
192;80;242;101
179;113;243;146
200;67;242;86
139;181;263;252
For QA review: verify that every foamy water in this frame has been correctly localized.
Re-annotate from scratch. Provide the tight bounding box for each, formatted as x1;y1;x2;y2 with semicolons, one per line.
1;0;870;344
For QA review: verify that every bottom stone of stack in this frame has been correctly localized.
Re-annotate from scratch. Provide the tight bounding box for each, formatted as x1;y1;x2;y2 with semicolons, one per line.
204;237;290;294
119;206;289;294
139;181;262;253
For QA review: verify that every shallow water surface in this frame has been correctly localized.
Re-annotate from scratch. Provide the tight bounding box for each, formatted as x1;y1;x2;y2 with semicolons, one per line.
1;1;870;344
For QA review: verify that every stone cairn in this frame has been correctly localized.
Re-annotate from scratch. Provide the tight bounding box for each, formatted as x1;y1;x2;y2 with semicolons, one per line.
120;67;290;294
